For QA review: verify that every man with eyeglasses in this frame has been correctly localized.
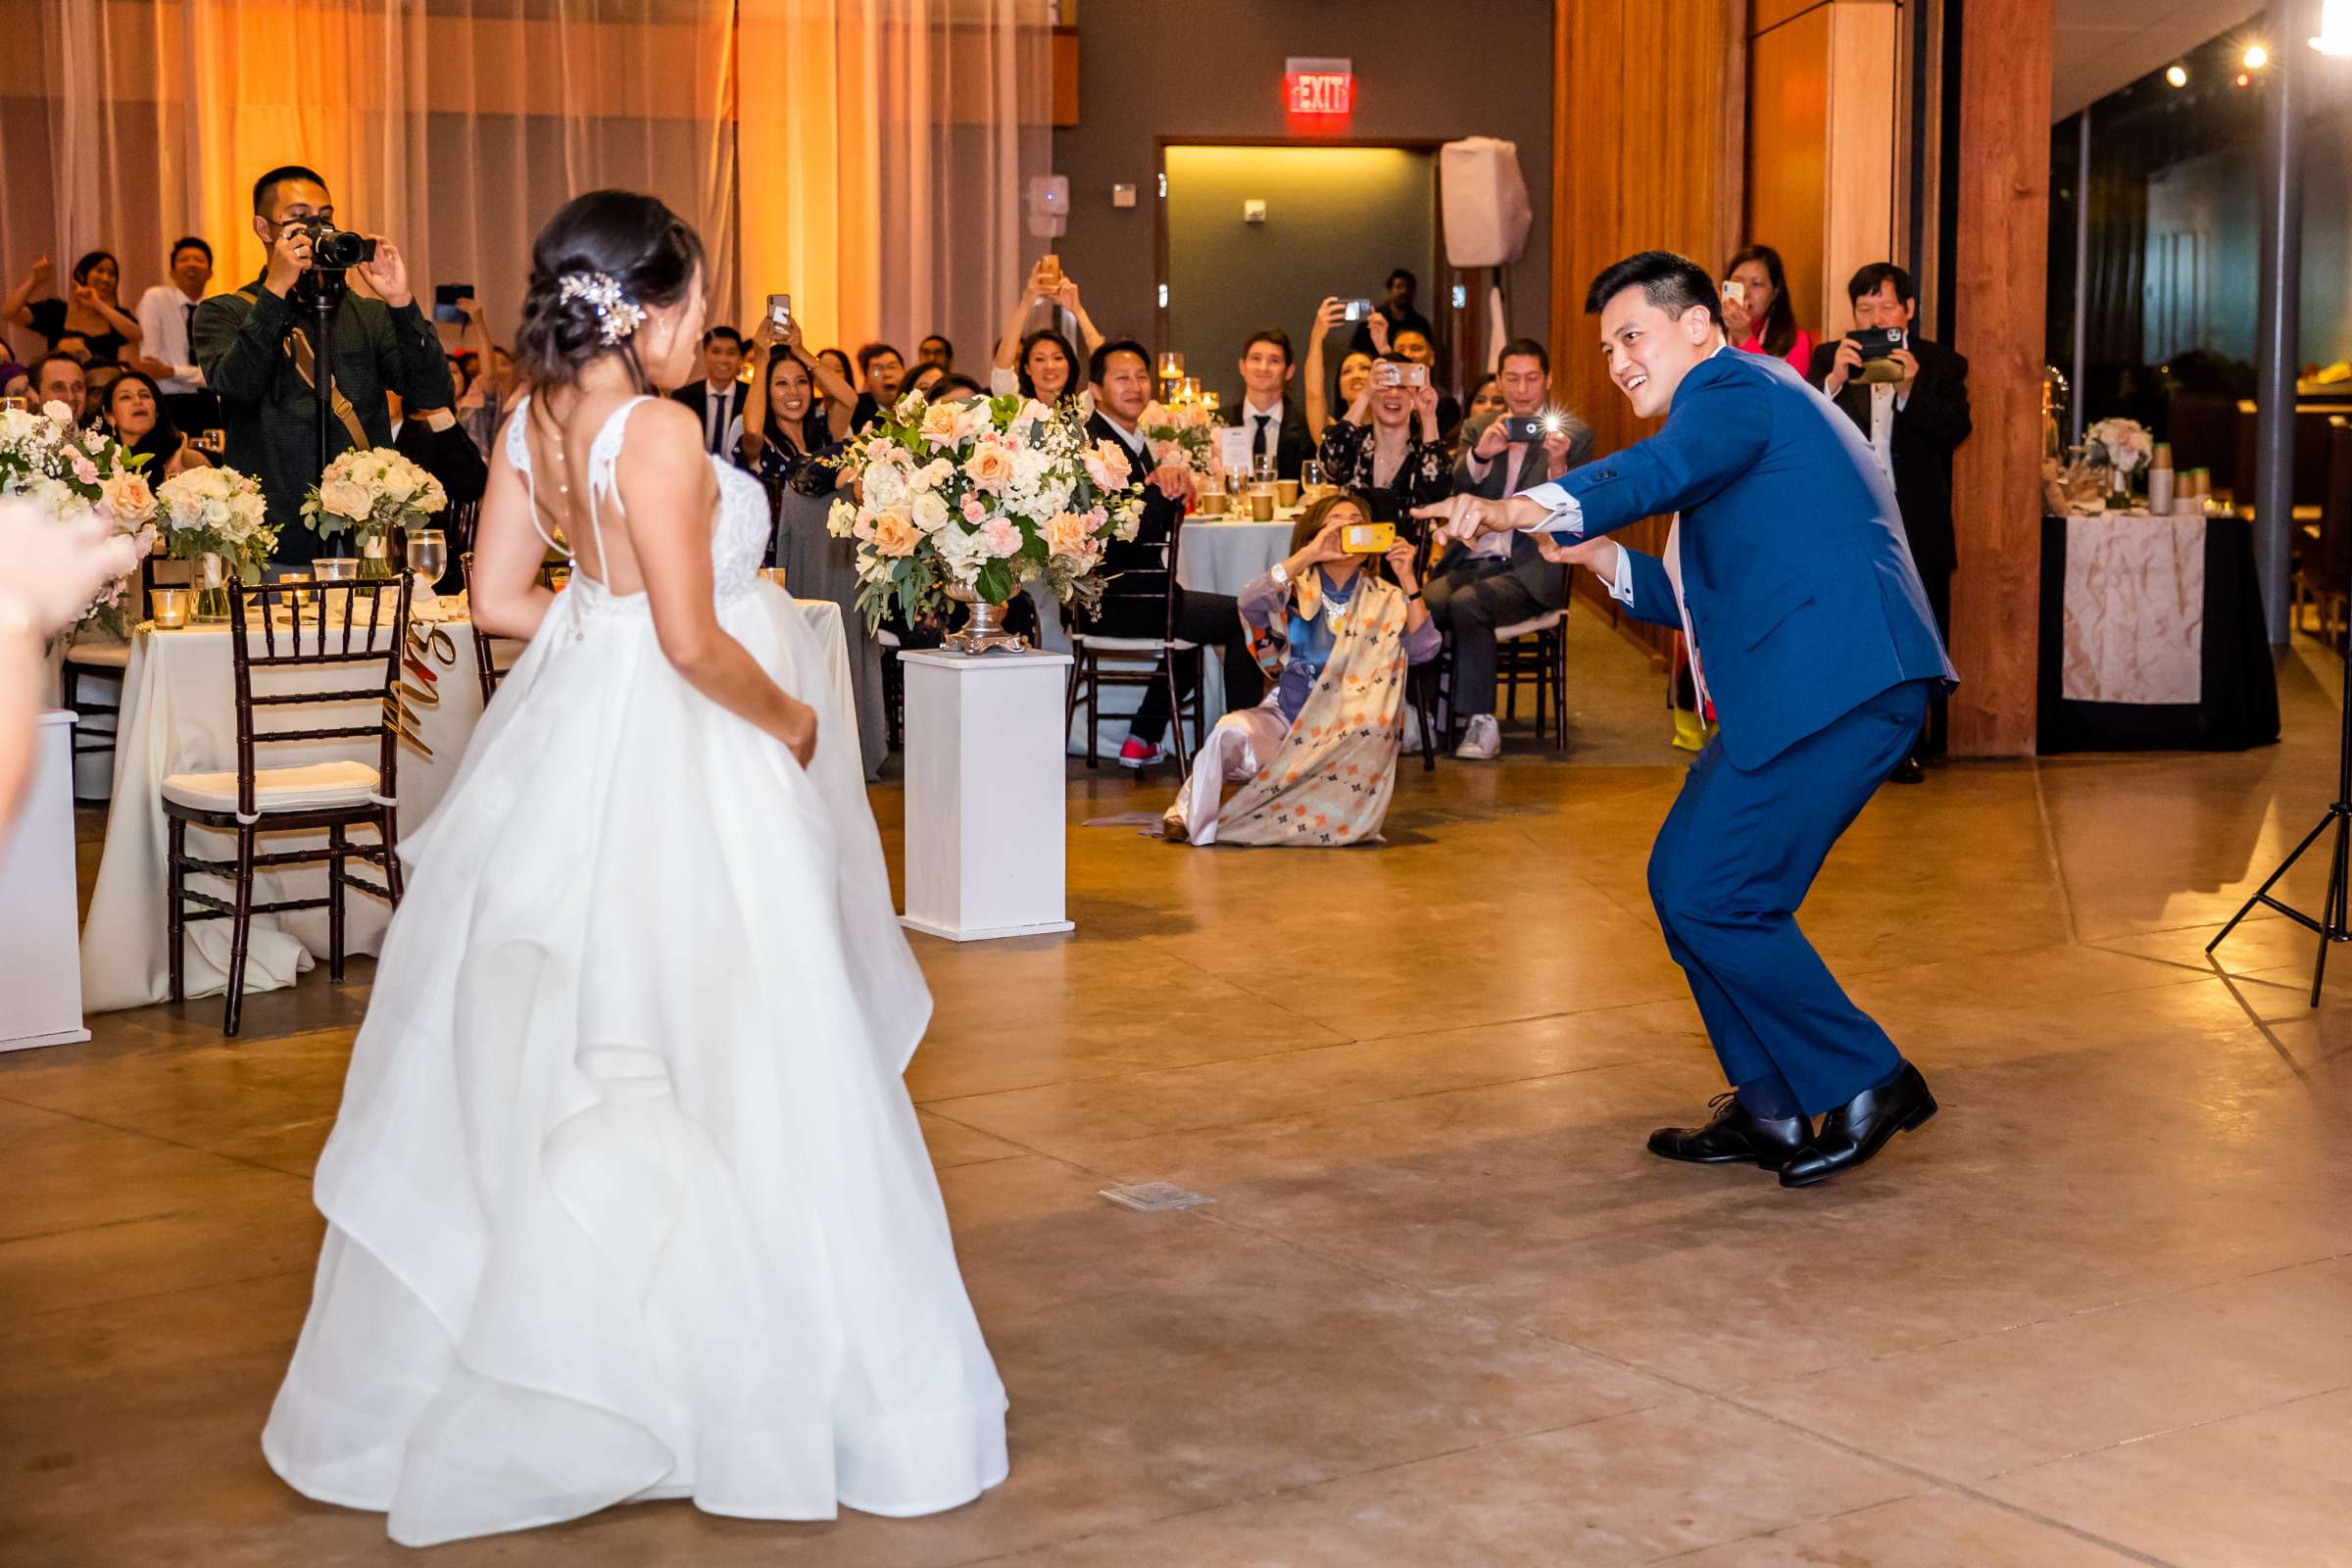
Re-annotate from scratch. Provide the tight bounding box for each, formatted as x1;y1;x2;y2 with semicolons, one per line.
192;165;453;563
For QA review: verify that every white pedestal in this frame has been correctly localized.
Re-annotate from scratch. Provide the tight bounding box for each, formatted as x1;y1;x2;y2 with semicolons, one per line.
0;711;92;1050
901;649;1076;942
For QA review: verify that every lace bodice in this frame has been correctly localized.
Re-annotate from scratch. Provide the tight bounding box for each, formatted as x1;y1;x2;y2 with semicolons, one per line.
505;393;769;603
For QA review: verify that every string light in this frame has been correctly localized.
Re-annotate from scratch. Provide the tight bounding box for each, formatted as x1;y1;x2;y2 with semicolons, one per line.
2243;42;2270;70
2166;64;2188;87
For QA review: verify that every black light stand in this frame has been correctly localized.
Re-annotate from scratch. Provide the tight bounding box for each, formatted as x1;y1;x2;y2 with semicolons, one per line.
2208;638;2352;1004
295;263;352;487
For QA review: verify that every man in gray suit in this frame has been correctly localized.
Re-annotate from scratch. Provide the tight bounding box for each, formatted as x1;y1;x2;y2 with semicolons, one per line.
1423;337;1594;759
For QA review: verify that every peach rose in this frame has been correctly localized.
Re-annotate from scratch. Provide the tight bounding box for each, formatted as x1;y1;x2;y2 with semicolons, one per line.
100;470;157;525
963;439;1015;494
1042;510;1096;559
1083;438;1133;491
979;516;1022;558
870;509;921;558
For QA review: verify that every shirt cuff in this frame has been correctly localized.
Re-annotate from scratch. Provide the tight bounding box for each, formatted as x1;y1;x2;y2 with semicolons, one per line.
176;365;201;385
1606;543;1637;607
1515;479;1585;536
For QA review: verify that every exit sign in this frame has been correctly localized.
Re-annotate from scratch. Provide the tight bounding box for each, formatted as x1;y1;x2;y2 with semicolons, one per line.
1284;57;1352;116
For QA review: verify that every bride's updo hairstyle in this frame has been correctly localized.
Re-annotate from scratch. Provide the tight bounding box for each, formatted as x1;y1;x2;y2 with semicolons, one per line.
514;189;705;395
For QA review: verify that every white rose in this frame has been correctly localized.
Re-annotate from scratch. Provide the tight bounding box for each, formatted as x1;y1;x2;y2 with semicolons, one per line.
864;465;907;510
910;491;951;533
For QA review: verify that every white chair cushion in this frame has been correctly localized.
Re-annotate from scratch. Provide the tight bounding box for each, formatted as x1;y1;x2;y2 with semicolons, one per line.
1495;611;1566;642
162;760;382;815
65;640;131;669
1072;634;1200;653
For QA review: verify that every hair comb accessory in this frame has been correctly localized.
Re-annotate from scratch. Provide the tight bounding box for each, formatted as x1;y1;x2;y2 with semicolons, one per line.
557;270;646;346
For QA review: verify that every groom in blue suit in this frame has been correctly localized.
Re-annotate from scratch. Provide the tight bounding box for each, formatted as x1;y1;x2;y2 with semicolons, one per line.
1416;251;1957;1188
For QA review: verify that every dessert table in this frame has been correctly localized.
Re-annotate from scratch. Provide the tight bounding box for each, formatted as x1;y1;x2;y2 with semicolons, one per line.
2035;511;2279;752
77;597;856;1012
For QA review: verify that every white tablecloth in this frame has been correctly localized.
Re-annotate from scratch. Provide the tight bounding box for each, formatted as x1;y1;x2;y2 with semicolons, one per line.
2061;513;2206;705
78;599;855;1013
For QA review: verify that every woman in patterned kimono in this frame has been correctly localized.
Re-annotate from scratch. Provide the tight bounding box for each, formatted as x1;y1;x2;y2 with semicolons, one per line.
1165;490;1441;847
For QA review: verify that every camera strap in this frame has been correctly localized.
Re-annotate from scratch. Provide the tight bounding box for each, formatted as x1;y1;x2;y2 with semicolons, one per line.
239;285;372;452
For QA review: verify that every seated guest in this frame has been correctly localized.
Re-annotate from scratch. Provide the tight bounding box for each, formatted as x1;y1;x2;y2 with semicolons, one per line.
736;316;856;493
1722;243;1813;373
917;334;954;372
670;324;746;456
103;370;210;478
1464;370;1506;428
386;390;488;513
816;347;857;397
851;341;907;431
28;353;87;423
905;362;948;401
989;258;1104;401
928;372;986;400
1225;327;1310;480
1087;338;1266;766
1348;268;1436;358
1389;326;1459;440
1300;295;1357;442
132;235;218;433
4;250;143;365
1423;335;1594;760
1164;491;1439;847
0;362;28;403
1314;353;1452;524
82;359;124;411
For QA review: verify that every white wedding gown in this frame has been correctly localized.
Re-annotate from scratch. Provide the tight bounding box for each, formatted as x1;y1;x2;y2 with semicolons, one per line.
262;396;1008;1546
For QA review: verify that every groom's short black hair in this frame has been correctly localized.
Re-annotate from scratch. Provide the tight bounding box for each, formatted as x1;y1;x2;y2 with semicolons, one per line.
1585;250;1721;326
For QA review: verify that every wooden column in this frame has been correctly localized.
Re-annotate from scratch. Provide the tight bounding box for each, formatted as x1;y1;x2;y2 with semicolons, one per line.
1946;0;2052;758
1552;0;1746;660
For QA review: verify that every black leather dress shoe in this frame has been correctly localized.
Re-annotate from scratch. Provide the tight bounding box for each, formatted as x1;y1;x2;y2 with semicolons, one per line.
1648;1094;1812;1171
1779;1062;1937;1188
1889;755;1926;785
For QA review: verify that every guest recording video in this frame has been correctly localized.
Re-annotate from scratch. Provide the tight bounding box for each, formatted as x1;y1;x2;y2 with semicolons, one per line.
192;164;453;562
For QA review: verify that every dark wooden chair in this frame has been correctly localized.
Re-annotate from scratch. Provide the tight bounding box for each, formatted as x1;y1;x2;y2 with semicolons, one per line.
1494;605;1571;751
460;552;523;707
53;558;171;799
163;576;410;1035
1066;518;1203;773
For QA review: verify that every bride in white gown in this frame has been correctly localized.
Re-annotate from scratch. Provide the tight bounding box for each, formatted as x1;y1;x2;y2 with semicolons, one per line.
262;191;1007;1547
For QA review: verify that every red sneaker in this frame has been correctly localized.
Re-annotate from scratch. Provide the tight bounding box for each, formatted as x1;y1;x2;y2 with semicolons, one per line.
1118;737;1165;768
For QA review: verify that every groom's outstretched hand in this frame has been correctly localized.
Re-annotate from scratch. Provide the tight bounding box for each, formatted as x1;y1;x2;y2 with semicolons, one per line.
1409;492;1551;544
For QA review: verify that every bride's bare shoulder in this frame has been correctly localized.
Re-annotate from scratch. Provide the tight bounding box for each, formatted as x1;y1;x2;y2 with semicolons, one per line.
622;395;704;447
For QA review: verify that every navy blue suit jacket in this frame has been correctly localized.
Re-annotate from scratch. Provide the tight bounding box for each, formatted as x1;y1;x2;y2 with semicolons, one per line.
1536;350;1956;770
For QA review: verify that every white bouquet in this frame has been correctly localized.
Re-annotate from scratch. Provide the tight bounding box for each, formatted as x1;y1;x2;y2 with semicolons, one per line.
0;400;159;631
300;447;446;566
156;466;276;582
2083;416;2154;476
827;389;1142;630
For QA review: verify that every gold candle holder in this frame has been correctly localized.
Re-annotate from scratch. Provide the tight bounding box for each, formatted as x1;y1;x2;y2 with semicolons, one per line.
150;586;190;629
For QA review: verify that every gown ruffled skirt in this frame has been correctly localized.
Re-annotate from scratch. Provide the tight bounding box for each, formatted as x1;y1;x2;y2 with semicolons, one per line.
261;576;1007;1546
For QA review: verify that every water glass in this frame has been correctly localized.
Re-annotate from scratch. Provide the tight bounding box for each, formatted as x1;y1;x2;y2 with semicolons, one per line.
407;528;448;584
1300;460;1325;492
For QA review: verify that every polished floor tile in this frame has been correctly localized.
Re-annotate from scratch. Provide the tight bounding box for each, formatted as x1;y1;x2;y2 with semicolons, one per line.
12;630;2352;1563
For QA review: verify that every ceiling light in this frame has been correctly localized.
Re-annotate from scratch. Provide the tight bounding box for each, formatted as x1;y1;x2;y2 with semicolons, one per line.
2166;64;2188;87
2243;42;2270;70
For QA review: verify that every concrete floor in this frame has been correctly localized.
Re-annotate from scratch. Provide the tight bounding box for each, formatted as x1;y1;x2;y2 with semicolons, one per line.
7;631;2352;1566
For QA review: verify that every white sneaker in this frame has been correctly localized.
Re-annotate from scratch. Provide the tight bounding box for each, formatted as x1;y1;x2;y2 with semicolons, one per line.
1455;713;1501;760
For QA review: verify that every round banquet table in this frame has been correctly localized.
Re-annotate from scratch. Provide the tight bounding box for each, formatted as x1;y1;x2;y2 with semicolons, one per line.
77;597;858;1013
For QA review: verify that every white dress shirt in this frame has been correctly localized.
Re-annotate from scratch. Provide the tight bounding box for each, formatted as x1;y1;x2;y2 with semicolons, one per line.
1866;382;1908;489
1240;395;1286;465
134;284;207;394
699;380;740;455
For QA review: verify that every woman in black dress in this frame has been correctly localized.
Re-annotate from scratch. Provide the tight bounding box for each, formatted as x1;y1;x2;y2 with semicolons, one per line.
4;251;143;365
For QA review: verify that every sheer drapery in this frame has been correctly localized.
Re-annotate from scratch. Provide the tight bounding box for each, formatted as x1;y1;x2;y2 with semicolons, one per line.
743;0;1051;364
2;0;1047;379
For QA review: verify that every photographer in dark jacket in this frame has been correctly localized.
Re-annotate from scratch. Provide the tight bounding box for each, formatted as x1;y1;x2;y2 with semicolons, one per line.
1806;262;1970;776
192;165;453;564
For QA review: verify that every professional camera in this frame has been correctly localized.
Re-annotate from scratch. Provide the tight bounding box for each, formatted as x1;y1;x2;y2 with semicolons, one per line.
294;218;377;270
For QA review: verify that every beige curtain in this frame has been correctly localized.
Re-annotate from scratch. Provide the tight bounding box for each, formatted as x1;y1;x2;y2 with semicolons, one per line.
1;0;1047;374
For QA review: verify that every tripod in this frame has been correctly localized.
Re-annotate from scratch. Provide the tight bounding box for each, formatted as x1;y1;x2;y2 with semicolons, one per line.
2209;637;2352;1004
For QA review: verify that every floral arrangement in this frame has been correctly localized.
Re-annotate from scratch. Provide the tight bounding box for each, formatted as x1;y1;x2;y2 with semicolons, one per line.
826;389;1142;628
155;466;276;579
1138;398;1214;479
300;447;446;558
0;400;159;630
2084;416;2154;476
